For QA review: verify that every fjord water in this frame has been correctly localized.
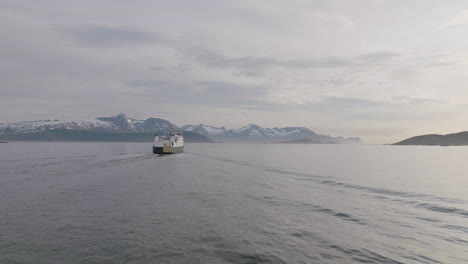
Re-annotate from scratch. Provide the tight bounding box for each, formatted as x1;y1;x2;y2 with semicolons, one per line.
1;143;468;263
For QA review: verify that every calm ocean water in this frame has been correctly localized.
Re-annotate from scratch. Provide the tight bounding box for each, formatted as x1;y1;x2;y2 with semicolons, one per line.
1;142;468;263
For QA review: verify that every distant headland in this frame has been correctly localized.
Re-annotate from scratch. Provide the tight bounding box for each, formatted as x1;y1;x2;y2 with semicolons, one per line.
393;131;468;146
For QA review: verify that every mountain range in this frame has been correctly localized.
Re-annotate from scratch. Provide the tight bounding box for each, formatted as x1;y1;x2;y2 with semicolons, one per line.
0;114;177;134
0;114;212;142
0;114;361;144
181;124;361;144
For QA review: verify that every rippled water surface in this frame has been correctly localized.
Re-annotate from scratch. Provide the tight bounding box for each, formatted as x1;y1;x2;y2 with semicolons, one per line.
1;142;468;263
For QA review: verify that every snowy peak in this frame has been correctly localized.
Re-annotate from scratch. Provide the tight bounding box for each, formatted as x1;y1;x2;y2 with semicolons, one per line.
233;124;261;133
97;114;136;131
141;118;178;132
181;124;226;136
227;125;317;138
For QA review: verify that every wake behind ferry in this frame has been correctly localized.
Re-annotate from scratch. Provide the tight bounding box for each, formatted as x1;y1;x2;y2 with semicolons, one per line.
153;132;184;154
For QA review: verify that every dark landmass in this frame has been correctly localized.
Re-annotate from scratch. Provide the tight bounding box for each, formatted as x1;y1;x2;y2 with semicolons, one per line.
0;130;214;143
393;131;468;146
276;138;337;144
0;141;7;143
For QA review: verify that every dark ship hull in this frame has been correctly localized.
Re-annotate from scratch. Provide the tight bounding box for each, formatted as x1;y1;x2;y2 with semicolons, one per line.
153;146;184;154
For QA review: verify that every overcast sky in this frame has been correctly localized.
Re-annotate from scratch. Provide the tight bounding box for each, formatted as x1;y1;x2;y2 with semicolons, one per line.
1;0;468;143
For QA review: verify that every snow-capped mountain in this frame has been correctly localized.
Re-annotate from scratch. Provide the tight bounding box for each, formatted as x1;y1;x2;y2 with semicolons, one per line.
182;123;361;144
0;114;215;142
181;124;227;137
0;114;177;135
227;124;317;138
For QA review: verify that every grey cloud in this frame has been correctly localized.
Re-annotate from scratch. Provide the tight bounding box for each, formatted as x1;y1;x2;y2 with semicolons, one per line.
316;96;384;108
150;64;192;74
126;80;167;88
424;61;460;68
125;78;445;120
357;51;401;62
210;56;279;69
183;45;400;73
183;45;353;71
283;58;353;68
405;54;462;69
182;46;225;65
232;70;266;78
318;95;443;108
62;24;400;74
391;96;443;105
299;95;445;121
300;79;353;87
65;25;164;46
126;79;268;107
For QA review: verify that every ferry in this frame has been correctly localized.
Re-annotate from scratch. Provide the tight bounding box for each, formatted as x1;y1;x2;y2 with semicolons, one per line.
153;132;184;154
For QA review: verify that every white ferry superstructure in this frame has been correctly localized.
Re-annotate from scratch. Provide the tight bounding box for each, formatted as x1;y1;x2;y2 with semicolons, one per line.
153;132;184;154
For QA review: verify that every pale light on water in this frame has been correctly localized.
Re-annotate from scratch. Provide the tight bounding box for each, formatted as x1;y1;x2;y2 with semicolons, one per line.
1;142;468;263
